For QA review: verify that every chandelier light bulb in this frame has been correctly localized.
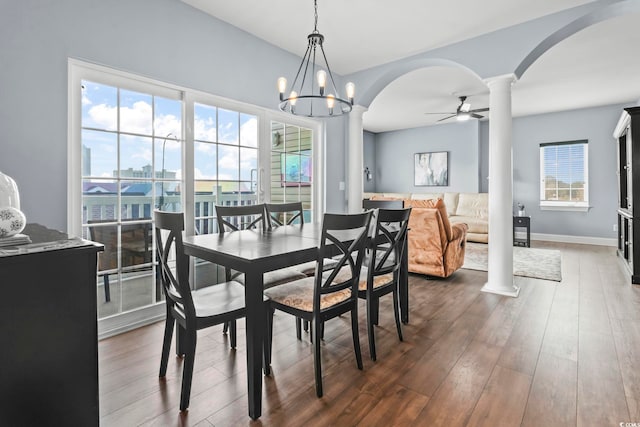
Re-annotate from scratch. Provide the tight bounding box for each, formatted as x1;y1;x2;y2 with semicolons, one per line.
317;70;327;95
289;91;298;105
345;82;355;104
277;77;287;100
326;94;335;108
326;94;335;114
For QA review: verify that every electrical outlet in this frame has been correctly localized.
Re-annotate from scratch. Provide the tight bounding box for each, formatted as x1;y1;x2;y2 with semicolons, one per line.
613;224;618;232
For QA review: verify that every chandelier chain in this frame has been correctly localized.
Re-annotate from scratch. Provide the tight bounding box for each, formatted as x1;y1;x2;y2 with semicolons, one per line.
313;0;319;33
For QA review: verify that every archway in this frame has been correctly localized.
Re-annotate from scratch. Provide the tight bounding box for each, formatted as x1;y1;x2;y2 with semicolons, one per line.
515;0;640;78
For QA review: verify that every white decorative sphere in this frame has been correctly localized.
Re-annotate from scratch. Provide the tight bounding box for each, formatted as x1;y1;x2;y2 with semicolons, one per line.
0;207;26;238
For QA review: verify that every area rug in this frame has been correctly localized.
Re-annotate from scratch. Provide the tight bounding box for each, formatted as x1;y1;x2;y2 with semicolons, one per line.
462;242;562;282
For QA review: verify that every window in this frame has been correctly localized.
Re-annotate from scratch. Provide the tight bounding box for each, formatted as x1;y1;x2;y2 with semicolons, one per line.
539;140;589;211
193;103;259;236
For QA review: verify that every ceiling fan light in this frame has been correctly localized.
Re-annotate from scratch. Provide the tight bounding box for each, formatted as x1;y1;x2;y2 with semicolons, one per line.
457;112;470;121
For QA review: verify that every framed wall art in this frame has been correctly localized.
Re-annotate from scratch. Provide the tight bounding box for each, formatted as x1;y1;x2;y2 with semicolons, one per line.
280;149;312;187
414;151;449;186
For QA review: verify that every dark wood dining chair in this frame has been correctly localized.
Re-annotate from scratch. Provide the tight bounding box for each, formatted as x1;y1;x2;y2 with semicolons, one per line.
264;211;373;397
265;201;342;338
89;219;154;302
154;210;270;411
265;201;304;228
214;204;306;336
357;207;411;361
362;199;404;210
215;204;266;233
214;203;307;287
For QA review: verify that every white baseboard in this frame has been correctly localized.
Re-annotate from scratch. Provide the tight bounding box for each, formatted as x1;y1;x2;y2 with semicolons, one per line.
531;232;616;247
98;303;165;340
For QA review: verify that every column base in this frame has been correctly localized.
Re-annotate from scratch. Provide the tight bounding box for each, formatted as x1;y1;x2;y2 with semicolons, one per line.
481;281;520;298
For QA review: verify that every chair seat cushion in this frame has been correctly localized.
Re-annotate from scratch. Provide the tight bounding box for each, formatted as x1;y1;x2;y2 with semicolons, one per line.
234;267;307;289
191;280;248;318
264;276;352;312
357;269;394;291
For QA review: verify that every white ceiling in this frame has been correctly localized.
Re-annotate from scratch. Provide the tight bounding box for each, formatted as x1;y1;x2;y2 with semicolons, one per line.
182;0;640;133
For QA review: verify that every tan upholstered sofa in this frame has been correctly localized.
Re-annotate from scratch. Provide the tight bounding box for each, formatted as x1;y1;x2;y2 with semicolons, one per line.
364;192;488;243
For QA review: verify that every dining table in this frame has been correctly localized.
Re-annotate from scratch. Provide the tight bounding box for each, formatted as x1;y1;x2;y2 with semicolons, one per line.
182;222;409;420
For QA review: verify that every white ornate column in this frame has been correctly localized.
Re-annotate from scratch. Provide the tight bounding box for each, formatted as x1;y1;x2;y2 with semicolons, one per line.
347;105;368;213
482;74;519;297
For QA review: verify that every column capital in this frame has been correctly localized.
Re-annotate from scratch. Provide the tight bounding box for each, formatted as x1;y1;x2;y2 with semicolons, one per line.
483;73;518;88
349;104;368;117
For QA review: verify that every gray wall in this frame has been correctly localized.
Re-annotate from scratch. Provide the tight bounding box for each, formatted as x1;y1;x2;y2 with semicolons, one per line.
372;120;481;194
479;103;629;239
0;0;349;230
372;102;627;239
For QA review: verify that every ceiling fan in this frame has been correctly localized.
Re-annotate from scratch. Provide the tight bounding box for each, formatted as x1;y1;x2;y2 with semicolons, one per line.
425;96;489;122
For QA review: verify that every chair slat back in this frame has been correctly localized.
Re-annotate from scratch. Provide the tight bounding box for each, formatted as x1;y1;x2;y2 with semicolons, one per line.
215;204;266;232
154;210;195;317
88;219;153;271
369;208;411;277
265;202;304;228
362;199;404;210
313;212;373;310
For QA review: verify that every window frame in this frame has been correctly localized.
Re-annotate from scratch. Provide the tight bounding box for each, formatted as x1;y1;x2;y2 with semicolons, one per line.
539;139;590;212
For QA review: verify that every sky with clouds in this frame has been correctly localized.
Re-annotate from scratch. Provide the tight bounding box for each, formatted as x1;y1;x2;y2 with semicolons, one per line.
81;81;258;183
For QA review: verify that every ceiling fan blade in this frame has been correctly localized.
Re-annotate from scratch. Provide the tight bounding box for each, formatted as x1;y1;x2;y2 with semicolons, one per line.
436;115;456;122
424;112;455;115
470;113;484;119
469;107;489;113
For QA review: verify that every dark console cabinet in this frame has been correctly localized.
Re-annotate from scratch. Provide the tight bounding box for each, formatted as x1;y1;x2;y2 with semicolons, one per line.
615;106;640;284
0;226;102;426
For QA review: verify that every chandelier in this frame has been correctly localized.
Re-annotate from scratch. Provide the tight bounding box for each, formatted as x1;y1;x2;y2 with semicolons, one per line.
277;0;354;117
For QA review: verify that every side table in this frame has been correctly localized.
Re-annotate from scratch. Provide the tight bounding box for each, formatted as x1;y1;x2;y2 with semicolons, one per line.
513;216;531;247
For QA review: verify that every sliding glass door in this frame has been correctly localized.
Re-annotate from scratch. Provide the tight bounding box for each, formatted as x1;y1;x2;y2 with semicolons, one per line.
69;60;323;337
79;79;183;319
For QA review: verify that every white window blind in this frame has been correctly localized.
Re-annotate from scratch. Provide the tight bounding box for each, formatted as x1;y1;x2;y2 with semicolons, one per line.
539;140;589;211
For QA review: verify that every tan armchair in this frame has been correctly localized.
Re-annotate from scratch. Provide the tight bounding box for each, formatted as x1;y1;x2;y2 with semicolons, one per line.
404;199;468;278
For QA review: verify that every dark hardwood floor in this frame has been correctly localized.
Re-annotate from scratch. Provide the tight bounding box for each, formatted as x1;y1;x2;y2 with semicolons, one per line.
99;242;640;426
